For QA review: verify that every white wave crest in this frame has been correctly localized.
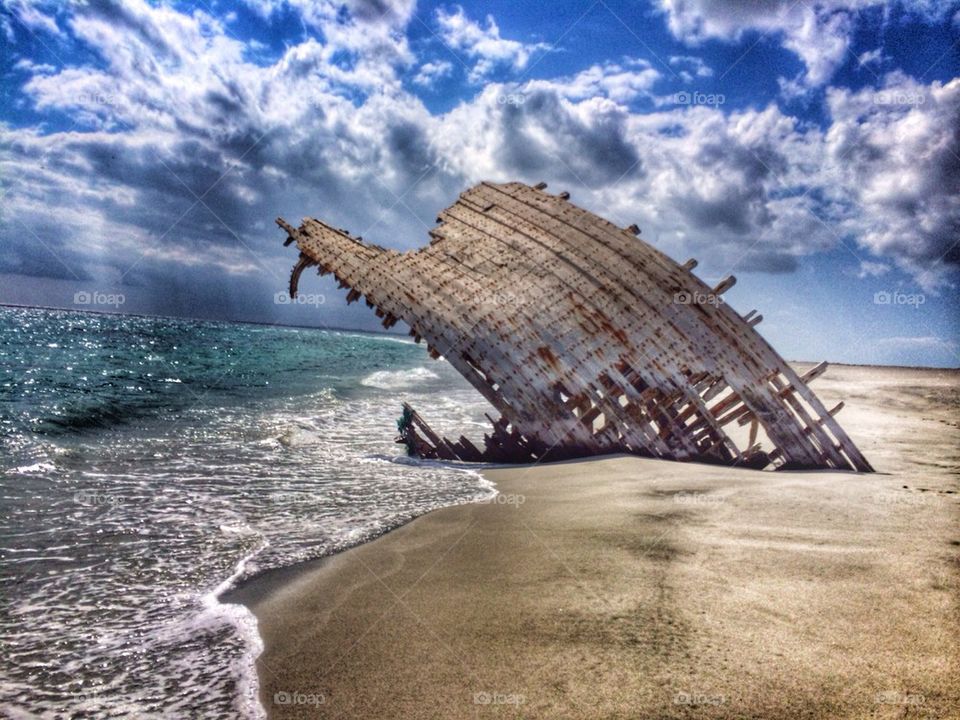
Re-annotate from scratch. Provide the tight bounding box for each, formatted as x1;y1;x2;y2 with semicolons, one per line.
11;462;56;474
360;366;439;390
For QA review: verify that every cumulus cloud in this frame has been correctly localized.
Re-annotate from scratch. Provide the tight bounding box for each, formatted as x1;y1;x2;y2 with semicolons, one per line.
824;72;960;288
435;5;548;82
435;84;645;192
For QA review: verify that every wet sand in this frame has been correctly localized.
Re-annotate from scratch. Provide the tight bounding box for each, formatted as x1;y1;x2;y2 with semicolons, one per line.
230;365;959;718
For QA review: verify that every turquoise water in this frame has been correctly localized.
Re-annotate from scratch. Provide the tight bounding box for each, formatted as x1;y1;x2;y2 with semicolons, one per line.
0;307;494;718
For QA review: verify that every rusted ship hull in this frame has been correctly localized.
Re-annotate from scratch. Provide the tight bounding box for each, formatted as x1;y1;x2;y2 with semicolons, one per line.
279;181;873;472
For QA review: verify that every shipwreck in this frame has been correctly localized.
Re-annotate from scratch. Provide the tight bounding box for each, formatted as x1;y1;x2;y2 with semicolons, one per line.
279;181;873;472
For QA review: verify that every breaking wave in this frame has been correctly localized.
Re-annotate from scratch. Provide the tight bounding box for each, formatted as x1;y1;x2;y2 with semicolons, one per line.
360;366;440;389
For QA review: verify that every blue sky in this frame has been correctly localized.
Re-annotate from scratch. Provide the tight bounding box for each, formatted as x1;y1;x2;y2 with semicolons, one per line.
1;0;958;367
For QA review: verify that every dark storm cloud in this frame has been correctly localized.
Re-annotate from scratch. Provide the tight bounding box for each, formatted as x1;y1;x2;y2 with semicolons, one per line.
492;89;644;187
682;194;755;235
385;121;436;175
0;233;94;282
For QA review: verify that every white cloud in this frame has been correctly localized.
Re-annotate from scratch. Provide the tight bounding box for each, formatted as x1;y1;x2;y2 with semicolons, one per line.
243;0;416;32
12;58;56;74
528;59;661;103
657;0;852;89
858;48;884;66
668;54;714;83
435;5;548;82
778;74;809;102
657;0;957;90
412;60;453;87
783;8;853;87
1;0;62;38
857;260;891;278
241;0;417;83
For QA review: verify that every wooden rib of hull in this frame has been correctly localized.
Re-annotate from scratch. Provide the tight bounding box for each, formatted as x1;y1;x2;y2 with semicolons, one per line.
278;181;873;472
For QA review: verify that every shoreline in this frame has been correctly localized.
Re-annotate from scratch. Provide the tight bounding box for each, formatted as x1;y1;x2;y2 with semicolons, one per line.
229;365;959;718
221;465;500;718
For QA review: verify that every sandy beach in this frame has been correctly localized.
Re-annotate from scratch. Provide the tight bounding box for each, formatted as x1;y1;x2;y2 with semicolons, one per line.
231;364;959;719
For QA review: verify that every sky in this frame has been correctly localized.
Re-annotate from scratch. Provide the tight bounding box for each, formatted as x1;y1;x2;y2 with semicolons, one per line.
0;0;958;367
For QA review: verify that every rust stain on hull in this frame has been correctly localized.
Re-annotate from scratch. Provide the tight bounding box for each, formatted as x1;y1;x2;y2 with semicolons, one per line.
278;181;873;472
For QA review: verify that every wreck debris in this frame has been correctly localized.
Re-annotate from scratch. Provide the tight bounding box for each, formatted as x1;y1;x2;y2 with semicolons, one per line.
278;181;873;472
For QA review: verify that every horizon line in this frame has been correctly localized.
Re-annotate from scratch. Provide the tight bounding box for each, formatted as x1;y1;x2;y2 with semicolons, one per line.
2;302;956;371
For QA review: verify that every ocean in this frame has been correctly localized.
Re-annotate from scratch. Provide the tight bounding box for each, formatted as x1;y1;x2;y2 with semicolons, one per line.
0;306;495;718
